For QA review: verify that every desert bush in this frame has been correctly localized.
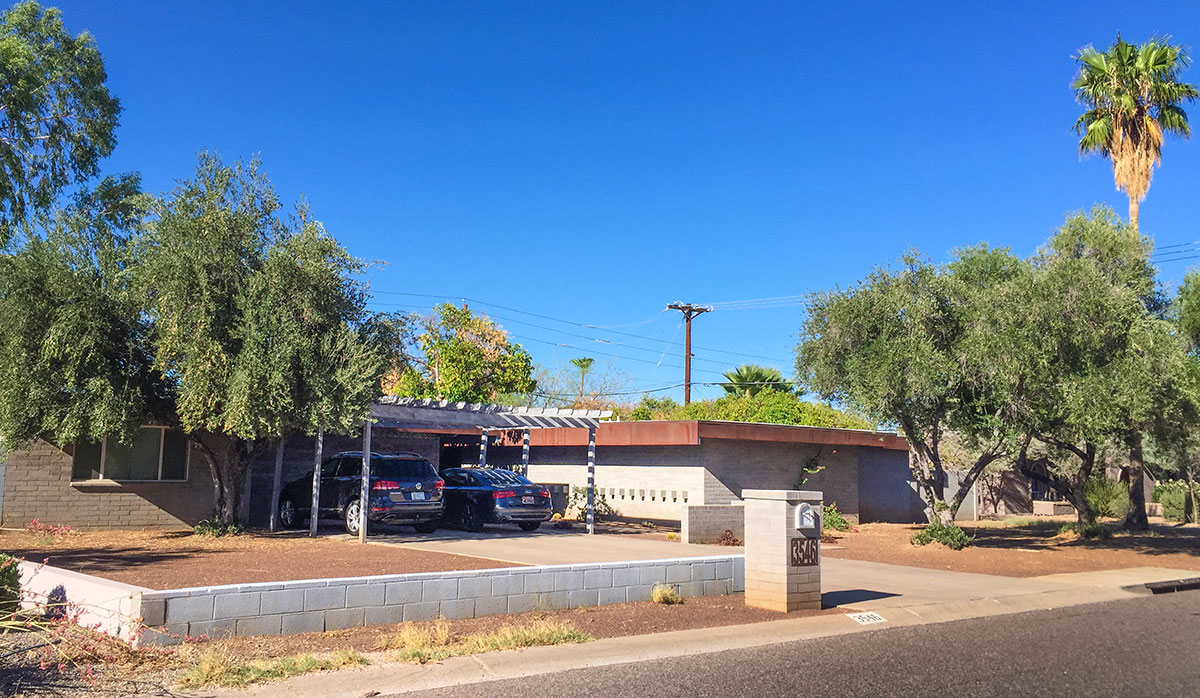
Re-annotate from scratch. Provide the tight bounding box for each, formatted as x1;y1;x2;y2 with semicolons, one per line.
665;532;679;541
193;518;243;537
1059;521;1113;539
650;584;683;605
566;486;616;522
823;503;852;532
1153;480;1197;522
1085;477;1129;519
909;522;974;550
714;529;742;546
0;553;19;615
382;619;590;664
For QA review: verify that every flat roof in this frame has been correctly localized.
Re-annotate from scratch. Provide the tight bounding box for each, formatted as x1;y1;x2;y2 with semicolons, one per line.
505;420;909;451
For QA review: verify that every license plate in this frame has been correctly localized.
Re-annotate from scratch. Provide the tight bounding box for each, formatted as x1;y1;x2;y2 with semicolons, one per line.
522;496;534;504
411;491;426;501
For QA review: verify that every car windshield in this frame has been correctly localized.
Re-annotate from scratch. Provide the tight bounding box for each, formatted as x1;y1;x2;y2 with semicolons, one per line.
371;458;436;480
473;469;531;486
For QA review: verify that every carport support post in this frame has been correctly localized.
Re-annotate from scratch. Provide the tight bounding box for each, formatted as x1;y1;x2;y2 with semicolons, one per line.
268;435;286;532
360;418;371;543
478;429;488;467
587;426;596;535
309;429;324;537
520;429;530;475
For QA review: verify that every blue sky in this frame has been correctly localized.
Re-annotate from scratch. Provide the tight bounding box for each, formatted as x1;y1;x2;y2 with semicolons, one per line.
51;0;1200;402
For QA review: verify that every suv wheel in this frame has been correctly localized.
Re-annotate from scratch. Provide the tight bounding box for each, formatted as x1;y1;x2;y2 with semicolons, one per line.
344;499;365;536
278;497;299;529
460;502;485;533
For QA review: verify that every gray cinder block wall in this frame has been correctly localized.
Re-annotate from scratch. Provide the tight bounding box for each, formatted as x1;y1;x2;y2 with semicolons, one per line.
681;503;745;544
140;555;744;644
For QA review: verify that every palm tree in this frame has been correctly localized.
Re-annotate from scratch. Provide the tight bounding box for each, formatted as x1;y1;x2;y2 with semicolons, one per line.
1073;35;1198;231
570;357;594;399
721;364;792;398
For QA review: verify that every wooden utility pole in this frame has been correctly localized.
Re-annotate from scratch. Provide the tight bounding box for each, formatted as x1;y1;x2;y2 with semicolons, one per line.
666;302;711;404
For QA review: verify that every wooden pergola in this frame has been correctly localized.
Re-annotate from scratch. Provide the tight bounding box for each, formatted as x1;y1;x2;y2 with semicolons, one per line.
269;398;611;542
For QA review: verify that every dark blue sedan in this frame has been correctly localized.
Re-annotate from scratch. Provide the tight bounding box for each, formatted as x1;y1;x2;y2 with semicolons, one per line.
440;468;553;532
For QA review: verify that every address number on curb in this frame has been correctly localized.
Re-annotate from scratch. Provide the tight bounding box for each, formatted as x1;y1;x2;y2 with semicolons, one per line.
789;537;819;567
847;611;887;625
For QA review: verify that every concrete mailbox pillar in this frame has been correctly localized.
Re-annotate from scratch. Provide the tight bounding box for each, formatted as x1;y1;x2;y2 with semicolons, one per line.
742;489;822;612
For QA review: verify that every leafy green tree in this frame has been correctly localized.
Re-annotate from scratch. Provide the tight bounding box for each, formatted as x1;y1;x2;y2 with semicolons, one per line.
627;390;870;430
798;247;1024;524
0;175;160;452
720;364;792;397
0;1;121;247
390;303;535;403
136;154;386;524
1073;35;1198;231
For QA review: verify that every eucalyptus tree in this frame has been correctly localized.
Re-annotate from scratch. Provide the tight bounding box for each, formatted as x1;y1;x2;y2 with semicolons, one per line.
798;247;1024;524
1073;35;1198;231
0;1;121;247
721;364;792;397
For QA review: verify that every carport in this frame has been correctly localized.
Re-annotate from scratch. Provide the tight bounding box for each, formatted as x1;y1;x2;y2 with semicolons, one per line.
267;397;611;542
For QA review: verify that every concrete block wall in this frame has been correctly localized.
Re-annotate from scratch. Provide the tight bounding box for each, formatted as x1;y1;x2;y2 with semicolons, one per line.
139;555;744;643
702;441;859;520
524;464;707;520
1;439;215;529
681;503;744;544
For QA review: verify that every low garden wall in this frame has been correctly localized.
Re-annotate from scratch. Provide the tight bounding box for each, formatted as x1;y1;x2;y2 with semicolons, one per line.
138;554;745;645
680;503;744;544
17;560;148;642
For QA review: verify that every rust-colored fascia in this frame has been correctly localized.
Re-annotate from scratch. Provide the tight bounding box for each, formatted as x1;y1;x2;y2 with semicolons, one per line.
696;421;909;450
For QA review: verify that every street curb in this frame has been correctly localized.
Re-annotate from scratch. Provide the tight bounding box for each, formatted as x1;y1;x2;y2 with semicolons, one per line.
1123;577;1200;595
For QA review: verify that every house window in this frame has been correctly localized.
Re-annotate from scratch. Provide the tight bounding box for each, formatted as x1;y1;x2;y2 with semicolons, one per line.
71;427;189;482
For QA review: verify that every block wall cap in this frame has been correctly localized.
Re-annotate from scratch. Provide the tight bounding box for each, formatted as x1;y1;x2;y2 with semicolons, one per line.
741;489;823;502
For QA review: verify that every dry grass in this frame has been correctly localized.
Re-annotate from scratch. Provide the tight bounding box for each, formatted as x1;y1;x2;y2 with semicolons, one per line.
650;584;683;605
177;647;366;688
380;618;591;664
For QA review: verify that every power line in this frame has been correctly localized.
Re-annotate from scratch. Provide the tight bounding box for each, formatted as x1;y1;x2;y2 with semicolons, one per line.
367;290;790;363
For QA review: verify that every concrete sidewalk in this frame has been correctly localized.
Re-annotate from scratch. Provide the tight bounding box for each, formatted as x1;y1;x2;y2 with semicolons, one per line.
195;562;1198;698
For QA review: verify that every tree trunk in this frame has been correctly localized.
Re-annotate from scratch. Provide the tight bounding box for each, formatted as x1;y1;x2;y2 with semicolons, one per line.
196;435;252;526
1123;431;1149;531
1129;195;1140;233
1185;467;1198;525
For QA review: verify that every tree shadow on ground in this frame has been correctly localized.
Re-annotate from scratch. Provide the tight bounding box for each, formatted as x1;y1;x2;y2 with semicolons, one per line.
961;523;1200;557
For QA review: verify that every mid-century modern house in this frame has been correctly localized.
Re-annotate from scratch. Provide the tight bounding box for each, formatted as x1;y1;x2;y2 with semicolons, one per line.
0;398;919;531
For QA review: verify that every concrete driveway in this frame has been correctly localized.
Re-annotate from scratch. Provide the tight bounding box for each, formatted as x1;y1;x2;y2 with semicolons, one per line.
357;524;736;565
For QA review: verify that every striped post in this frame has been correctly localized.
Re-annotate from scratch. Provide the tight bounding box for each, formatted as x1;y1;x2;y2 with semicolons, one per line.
478;429;489;468
586;426;596;535
520;428;531;475
309;429;323;537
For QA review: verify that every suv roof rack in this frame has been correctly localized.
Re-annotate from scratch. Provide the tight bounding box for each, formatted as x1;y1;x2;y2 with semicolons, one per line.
331;450;426;459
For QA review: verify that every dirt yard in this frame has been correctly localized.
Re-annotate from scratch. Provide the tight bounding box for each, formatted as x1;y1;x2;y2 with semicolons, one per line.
0;529;520;589
823;520;1200;577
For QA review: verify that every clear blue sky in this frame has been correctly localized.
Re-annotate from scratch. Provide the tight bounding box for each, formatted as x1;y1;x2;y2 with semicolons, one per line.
52;0;1200;401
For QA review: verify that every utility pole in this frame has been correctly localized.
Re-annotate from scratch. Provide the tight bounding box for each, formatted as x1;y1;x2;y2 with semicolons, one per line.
666;302;711;404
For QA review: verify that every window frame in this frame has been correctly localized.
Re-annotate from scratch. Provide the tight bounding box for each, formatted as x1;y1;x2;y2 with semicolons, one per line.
74;426;190;484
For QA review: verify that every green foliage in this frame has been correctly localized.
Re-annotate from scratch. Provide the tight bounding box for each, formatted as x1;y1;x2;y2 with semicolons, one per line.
909;522;974;550
1153;480;1198;522
0;1;121;247
1085;476;1130;519
390;303;536;403
823;503;852;532
0;554;20;615
567;485;616;522
628;390;870;429
720;364;793;397
193;518;243;537
1059;521;1114;540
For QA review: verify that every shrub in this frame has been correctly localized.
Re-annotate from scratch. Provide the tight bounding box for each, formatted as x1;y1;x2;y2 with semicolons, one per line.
24;518;72;540
823;503;853;532
651;584;683;605
714;529;742;546
640;521;657;529
179;648;367;688
193;518;243;537
381;619;590;664
665;532;679;542
1059;522;1113;539
910;522;974;550
1085;477;1130;519
0;553;20;616
566;486;616;523
1153;480;1197;522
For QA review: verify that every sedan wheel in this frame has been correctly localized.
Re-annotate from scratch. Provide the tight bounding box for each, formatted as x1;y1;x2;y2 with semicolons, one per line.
344;499;363;536
460;502;485;533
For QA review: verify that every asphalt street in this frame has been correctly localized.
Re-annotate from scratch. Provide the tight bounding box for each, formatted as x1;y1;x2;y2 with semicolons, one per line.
393;590;1200;698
